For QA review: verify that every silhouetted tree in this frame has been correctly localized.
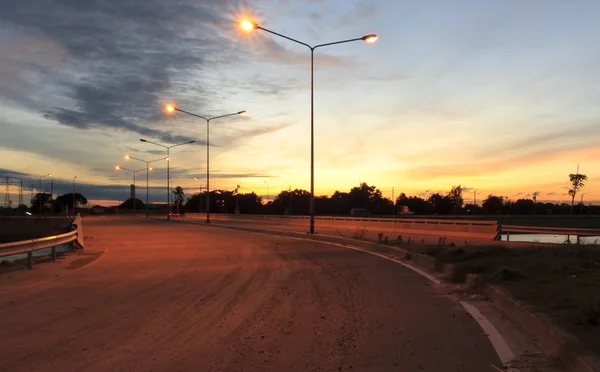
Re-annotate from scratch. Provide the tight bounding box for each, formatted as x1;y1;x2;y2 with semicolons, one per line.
568;172;587;215
482;195;504;214
447;185;464;213
273;189;310;215
55;193;88;210
396;193;429;214
428;193;453;214
510;198;535;214
31;193;52;214
172;186;185;214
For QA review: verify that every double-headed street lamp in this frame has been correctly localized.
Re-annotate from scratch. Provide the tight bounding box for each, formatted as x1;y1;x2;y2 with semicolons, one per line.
115;165;148;216
125;155;168;218
165;104;246;224
39;173;51;215
241;20;377;234
139;138;195;219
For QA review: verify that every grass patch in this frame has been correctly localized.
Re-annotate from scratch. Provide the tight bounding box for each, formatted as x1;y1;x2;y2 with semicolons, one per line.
430;244;600;354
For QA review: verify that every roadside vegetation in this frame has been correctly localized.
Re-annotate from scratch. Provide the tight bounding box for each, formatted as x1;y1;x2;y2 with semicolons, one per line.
365;230;600;354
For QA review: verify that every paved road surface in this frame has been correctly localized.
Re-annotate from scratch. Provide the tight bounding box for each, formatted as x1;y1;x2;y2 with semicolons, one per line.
0;217;500;371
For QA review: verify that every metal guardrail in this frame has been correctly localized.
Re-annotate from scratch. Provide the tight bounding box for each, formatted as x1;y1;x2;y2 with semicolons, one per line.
187;213;501;240
0;228;80;269
502;224;600;241
204;213;498;225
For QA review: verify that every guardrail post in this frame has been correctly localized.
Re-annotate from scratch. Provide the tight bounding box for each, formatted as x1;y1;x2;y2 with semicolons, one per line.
27;251;33;269
51;246;56;262
506;232;510;242
494;222;502;241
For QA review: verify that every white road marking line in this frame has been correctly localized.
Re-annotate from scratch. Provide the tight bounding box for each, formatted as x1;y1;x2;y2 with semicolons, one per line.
460;301;518;371
299;238;442;285
284;234;516;370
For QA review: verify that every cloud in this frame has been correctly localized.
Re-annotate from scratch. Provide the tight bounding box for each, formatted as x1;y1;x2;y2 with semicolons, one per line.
0;168;30;180
0;0;229;142
474;120;600;160
405;142;600;180
336;2;380;27
309;11;322;23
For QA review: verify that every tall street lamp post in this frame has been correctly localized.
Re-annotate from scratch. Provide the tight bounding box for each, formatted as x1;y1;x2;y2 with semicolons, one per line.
125;155;168;218
39;173;51;216
241;20;377;234
194;177;206;213
115;165;147;216
72;176;77;216
139;139;195;219
264;180;269;203
165;104;246;224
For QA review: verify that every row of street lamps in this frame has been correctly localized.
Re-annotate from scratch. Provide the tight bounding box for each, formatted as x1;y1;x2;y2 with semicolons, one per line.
115;19;376;232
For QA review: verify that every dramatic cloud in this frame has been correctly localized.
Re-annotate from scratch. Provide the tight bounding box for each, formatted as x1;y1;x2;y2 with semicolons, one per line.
0;0;230;142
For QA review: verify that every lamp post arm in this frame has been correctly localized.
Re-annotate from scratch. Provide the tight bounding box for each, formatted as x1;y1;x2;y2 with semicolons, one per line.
314;37;364;49
148;157;168;164
174;108;208;121
257;26;312;50
208;112;243;121
169;140;196;149
140;139;168;149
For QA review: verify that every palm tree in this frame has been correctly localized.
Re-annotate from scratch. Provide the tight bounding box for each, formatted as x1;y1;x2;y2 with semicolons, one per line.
172;186;185;214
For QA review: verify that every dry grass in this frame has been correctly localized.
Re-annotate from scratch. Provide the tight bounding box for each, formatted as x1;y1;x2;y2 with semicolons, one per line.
429;244;600;354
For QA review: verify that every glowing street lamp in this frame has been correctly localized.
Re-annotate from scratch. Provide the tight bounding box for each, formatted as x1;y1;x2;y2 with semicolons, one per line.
240;19;377;234
165;103;246;224
125;155;168;218
115;165;148;216
139;138;195;219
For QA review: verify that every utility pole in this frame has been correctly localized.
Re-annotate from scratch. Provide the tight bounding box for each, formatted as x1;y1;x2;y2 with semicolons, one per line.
474;189;477;206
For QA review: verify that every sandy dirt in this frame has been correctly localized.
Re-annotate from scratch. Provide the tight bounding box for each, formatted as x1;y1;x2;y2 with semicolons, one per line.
0;217;500;372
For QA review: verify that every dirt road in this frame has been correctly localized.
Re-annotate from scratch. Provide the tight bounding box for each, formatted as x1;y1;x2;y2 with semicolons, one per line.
0;217;500;371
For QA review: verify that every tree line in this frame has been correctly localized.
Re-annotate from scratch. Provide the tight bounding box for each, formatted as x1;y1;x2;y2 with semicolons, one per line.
176;172;593;216
2;171;588;216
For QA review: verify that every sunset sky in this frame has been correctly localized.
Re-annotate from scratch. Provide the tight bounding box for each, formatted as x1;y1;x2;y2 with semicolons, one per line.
1;0;599;206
